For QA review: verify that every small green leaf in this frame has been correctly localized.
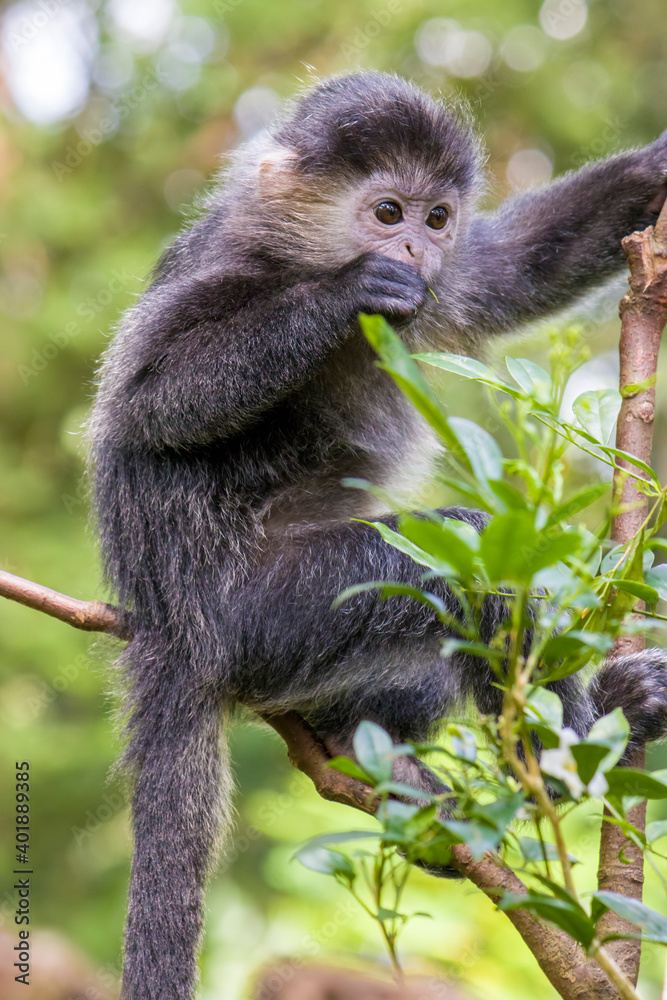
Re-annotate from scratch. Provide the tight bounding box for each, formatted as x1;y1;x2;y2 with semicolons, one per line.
295;845;356;882
499;892;596;947
545;483;609;529
373;780;436;801
412;352;505;387
329;756;375;784
646;563;667;602
297;831;379;849
517;837;579;864
599;446;660;486
449;416;504;484
360;315;460;451
377;907;408;923
572;389;621;445
449;724;478;763
608;578;659;609
605;768;667;799
364;521;445;572
586;709;630;772
646;820;667;843
480;512;581;583
398;515;480;580
440;819;503;860
541;630;613;665
591;891;667;943
505;357;552;404
353;721;395;783
525;686;564;733
571;744;609;785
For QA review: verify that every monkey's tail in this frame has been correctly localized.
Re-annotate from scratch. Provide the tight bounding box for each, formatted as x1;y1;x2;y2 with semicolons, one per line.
118;629;233;1000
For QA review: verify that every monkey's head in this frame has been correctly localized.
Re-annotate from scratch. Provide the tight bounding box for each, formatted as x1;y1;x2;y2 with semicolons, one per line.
230;73;483;282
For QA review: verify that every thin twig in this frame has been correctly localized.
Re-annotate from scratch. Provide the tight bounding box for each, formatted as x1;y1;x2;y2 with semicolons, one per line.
0;568;131;640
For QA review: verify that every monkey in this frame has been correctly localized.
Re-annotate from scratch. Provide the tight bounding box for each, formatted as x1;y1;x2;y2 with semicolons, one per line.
89;72;667;1000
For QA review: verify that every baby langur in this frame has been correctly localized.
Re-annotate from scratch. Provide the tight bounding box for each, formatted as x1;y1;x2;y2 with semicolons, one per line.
90;72;667;1000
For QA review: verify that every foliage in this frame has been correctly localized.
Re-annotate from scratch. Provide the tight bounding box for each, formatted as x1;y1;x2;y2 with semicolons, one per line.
295;317;667;994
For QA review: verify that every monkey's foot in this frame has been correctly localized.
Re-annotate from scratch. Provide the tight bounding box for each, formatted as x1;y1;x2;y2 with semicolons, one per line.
591;648;667;757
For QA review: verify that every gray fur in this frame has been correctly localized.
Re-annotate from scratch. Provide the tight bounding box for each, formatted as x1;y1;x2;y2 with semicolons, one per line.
89;72;667;999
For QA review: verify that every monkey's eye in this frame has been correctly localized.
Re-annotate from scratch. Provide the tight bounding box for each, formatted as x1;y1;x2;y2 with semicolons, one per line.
374;201;402;225
426;206;449;230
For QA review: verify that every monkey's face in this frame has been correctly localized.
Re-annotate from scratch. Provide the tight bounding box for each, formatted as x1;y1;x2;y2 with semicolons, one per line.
349;172;460;282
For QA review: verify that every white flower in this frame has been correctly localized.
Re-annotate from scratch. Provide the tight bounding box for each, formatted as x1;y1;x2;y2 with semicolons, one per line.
540;727;609;799
586;769;609;798
540;728;585;799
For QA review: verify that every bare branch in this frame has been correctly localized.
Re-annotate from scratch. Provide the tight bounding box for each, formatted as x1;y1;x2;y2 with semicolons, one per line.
597;197;667;983
0;568;131;640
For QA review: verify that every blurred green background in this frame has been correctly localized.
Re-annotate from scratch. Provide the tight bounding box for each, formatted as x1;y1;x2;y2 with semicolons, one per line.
4;0;667;997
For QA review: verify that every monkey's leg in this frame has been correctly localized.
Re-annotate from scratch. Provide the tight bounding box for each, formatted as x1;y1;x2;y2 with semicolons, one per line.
233;507;667;778
120;631;230;1000
583;649;667;761
232;508;500;721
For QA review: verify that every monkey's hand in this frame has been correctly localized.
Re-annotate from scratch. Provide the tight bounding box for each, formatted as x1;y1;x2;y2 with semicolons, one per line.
343;253;428;322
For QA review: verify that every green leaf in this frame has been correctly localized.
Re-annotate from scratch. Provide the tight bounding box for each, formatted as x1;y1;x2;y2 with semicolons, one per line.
449;724;477;763
571;743;609;785
297;830;379;849
294;845;356;883
586;709;630;772
440;638;505;666
505;357;552;404
590;891;667;943
599;446;660;486
439;819;503;860
646;820;667;843
608;578;659;609
525;686;563;733
517;837;579;864
377;799;424;844
377;907;408;924
646;563;667;602
487;480;529;512
353;721;395;783
572;389;622;445
373;780;436;801
479;512;581;583
372;584;449;615
398;515;480;580
470;792;524;833
449;416;504;484
412;351;510;390
545;483;609;529
541;630;613;665
364;520;445;571
328;756;375;784
360;315;460;451
499;892;596;947
605;768;667;799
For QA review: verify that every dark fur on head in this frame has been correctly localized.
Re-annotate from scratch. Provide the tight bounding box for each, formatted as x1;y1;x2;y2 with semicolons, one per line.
90;72;667;1000
273;72;482;191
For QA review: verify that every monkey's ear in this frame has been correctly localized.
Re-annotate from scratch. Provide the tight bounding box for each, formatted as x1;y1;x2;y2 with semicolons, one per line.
258;147;298;198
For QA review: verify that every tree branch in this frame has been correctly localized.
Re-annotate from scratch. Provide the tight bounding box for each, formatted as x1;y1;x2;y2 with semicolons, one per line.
0;567;619;999
597;199;667;983
0;568;131;640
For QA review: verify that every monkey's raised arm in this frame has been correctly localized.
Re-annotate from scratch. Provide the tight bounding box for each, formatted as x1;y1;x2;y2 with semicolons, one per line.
99;253;427;451
457;138;667;334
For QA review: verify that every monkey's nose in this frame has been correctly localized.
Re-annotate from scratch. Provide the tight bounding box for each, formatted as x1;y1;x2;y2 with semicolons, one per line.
405;242;424;263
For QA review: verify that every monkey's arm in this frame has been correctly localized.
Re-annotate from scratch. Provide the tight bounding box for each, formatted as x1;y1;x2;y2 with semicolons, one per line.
457;139;667;333
102;255;426;450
